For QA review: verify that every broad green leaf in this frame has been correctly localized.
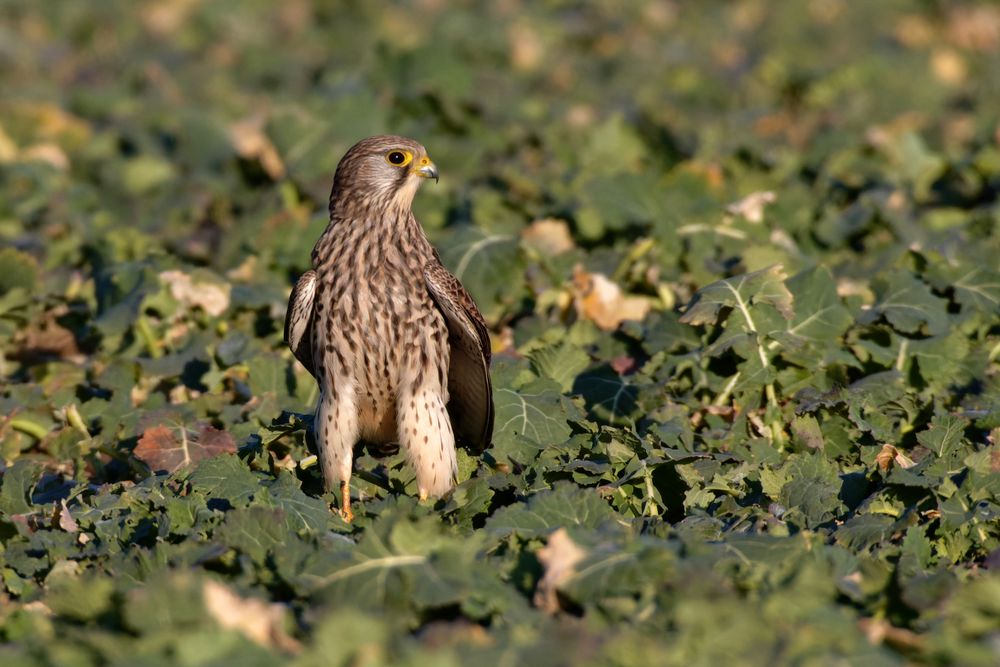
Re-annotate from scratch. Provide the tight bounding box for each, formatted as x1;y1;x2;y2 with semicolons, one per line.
261;472;331;534
215;506;292;563
492;378;574;462
573;366;641;425
486;483;620;538
681;264;793;328
563;540;675;603
0;248;39;293
436;227;524;322
44;570;115;621
862;271;950;336
916;415;968;460
528;343;591;392
0;460;40;515
186;455;259;508
772;266;852;346
764;454;845;529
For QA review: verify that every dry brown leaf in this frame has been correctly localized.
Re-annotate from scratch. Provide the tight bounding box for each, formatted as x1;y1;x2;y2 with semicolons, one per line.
931;49;967;86
565;104;596;128
609;355;637;375
23;601;53;616
521;218;575;256
159;270;231;317
508;21;544;71
989;429;1000;472
858;617;925;652
203;580;301;653
534;528;586;614
134;422;236;474
875;444;916;473
726;191;776;223
0;124;17;162
571;265;651;331
57;499;79;534
141;0;201;36
420;619;495;649
21;143;70;170
230;117;285;180
226;255;259;283
15;310;82;364
15;102;91;142
894;15;935;48
875;444;896;472
947;5;1000;53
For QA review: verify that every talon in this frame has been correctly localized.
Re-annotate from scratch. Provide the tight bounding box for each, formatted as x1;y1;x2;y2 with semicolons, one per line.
339;480;354;523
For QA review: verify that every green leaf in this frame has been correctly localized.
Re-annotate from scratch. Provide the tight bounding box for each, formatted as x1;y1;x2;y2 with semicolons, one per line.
916;415;968;459
186;455;259;508
0;248;39;293
486;483;620;538
45;569;115;621
764;454;845;528
0;460;40;515
862;271;950;336
215;506;292;563
528;343;591;393
773;266;853;346
261;472;331;534
492;378;575;463
292;514;475;610
436;227;524;322
573;366;641;425
680;265;794;327
563;541;675;604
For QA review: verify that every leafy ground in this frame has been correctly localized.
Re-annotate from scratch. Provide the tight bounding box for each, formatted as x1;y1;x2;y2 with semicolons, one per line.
2;1;1000;665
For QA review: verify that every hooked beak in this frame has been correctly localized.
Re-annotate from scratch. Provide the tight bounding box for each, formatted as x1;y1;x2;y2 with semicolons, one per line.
413;156;439;183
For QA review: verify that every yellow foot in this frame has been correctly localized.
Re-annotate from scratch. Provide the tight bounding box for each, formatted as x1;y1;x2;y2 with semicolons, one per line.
339;480;354;523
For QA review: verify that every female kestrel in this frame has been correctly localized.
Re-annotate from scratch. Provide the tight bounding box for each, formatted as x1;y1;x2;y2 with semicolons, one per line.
284;135;494;521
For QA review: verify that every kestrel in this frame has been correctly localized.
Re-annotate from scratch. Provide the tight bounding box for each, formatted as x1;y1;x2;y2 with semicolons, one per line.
284;135;494;521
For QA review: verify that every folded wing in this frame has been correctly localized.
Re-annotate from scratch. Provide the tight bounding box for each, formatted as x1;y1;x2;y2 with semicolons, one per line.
423;261;494;452
284;269;317;378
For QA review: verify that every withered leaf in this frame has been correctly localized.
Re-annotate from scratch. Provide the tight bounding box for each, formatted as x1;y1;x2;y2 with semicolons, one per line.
134;422;237;474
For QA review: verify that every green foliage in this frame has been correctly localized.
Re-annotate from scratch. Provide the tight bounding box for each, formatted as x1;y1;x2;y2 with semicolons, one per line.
3;1;1000;665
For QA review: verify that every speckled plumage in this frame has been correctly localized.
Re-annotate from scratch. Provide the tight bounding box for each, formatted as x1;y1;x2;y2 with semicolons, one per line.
284;135;493;521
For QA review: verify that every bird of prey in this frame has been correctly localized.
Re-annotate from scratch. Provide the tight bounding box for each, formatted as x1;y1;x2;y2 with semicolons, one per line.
284;135;494;522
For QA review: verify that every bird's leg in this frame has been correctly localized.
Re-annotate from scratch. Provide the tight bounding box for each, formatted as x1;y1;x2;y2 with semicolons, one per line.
316;384;359;522
397;383;457;499
339;479;354;523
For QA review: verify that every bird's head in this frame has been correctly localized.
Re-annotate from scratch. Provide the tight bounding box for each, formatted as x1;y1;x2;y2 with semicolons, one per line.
331;135;438;212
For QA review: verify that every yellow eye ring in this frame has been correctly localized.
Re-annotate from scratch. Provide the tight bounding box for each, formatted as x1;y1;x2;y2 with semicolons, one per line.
386;150;413;167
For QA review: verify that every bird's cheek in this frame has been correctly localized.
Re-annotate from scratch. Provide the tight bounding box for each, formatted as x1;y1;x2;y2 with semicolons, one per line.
392;175;423;209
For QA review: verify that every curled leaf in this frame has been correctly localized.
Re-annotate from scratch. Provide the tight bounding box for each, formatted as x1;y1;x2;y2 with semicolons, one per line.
159;270;231;317
572;265;651;331
203;580;301;653
57;499;79;533
230;116;286;180
875;444;917;472
521;218;575;256
726;190;776;223
534;528;587;614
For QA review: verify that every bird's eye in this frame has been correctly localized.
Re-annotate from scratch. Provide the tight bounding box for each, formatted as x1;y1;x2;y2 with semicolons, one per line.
386;150;411;166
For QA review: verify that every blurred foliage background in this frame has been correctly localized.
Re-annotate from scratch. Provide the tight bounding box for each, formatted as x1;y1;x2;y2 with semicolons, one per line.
2;1;1000;665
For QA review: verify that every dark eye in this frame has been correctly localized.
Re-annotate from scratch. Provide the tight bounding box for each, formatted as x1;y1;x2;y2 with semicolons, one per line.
387;151;406;165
